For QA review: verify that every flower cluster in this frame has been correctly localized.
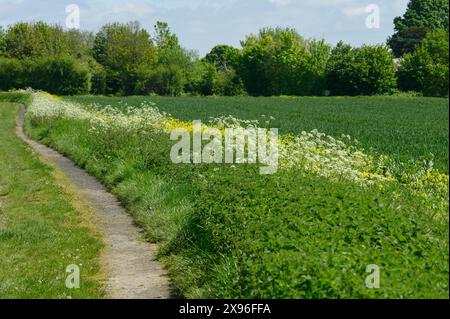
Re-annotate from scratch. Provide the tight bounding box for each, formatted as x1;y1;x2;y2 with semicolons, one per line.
278;130;393;186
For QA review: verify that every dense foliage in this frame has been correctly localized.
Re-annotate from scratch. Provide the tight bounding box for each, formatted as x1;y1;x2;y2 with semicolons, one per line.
0;56;90;95
237;28;331;96
92;22;157;95
0;26;6;56
388;0;449;57
0;0;449;96
398;30;449;97
326;43;397;96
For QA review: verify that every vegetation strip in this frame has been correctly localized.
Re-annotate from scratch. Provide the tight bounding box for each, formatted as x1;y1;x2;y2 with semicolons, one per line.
16;103;172;299
0;102;102;298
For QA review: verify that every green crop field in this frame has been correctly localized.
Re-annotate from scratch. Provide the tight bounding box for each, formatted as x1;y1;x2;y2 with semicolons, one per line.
19;92;447;298
67;95;449;173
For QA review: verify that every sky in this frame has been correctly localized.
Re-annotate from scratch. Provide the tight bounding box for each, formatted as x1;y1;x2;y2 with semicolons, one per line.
0;0;409;55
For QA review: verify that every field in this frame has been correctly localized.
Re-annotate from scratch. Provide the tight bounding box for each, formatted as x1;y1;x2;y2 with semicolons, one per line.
68;95;449;173
0;100;103;298
17;92;450;298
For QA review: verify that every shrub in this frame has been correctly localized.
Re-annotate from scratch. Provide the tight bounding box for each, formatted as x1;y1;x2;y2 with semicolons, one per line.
326;43;397;96
213;69;245;96
398;29;449;97
238;28;331;96
149;63;186;96
28;56;90;95
0;26;6;56
238;27;307;96
184;61;216;96
0;58;24;90
387;0;449;57
90;63;107;95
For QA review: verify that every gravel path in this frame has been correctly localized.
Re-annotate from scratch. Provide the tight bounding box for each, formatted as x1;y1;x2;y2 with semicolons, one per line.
16;104;172;299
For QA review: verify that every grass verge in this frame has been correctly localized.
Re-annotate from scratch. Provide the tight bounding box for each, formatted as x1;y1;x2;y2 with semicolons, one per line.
0;102;104;299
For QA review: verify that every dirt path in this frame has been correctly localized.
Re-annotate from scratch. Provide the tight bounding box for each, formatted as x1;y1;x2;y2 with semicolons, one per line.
16;104;172;299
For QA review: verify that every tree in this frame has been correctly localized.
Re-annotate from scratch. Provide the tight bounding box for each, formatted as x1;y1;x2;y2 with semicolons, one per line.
326;42;397;96
0;27;6;56
299;39;331;95
4;22;70;59
238;27;306;96
238;27;330;96
205;45;240;72
149;21;195;96
66;29;95;59
184;60;245;96
202;45;245;96
0;58;24;90
153;21;179;51
27;56;90;95
93;22;157;95
388;0;449;57
149;46;192;96
398;29;449;97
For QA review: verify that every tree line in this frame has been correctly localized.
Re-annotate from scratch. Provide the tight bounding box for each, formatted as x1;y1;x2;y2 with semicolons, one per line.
0;0;448;97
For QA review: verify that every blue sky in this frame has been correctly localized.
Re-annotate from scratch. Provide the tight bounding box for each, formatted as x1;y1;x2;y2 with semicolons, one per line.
0;0;409;55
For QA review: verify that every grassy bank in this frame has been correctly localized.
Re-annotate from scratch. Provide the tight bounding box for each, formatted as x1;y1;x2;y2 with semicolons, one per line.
26;92;449;298
0;101;103;299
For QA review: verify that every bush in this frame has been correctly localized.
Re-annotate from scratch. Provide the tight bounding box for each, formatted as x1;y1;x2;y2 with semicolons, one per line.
0;58;24;90
0;56;90;95
184;61;216;96
213;69;245;96
326;43;397;96
238;29;331;96
149;64;186;96
27;56;90;95
238;27;307;96
184;61;245;96
90;64;107;95
398;30;449;97
0;27;6;56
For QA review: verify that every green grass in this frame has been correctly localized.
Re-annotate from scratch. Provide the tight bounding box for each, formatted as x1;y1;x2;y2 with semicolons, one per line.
27;94;449;298
0;102;103;299
67;95;449;173
0;92;31;105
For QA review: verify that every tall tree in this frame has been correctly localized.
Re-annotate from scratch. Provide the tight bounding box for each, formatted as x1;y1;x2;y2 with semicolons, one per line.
153;21;179;51
0;26;6;56
205;45;240;72
398;29;449;97
326;42;397;96
149;21;194;96
4;22;69;59
238;27;306;96
93;22;157;95
388;0;449;57
65;29;94;59
238;27;329;96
